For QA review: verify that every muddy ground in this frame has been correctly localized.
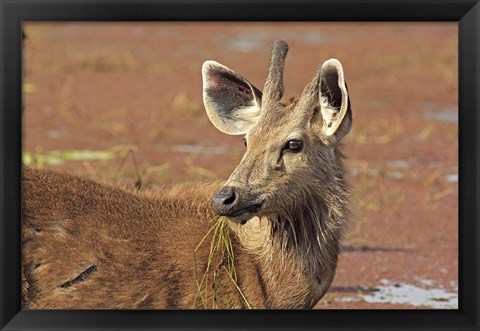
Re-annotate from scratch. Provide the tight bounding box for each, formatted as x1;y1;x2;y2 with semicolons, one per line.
23;22;458;309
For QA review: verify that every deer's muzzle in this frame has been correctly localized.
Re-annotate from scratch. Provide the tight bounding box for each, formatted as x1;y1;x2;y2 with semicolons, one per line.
212;186;263;222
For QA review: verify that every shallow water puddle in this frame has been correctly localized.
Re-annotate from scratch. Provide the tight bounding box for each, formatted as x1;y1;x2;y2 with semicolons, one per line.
359;279;458;309
222;30;331;52
386;160;410;169
421;103;458;123
445;174;458;183
424;111;458;123
172;144;229;155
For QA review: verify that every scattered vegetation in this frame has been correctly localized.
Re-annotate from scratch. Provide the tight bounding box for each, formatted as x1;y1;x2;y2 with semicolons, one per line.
67;47;140;73
23;149;114;166
170;91;204;117
23;83;37;94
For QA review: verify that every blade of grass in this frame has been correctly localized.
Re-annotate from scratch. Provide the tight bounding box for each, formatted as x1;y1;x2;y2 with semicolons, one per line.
223;266;252;309
193;216;252;309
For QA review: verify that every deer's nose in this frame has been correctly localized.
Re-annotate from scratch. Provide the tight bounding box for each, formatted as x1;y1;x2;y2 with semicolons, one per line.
212;186;238;215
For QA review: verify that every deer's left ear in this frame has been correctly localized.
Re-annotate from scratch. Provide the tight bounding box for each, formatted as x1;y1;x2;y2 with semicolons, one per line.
319;59;352;142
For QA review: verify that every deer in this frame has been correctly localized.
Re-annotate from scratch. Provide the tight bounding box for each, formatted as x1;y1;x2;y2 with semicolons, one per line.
22;40;352;309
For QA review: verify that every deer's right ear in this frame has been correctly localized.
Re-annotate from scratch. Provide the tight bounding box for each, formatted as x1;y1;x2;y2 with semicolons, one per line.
202;61;262;135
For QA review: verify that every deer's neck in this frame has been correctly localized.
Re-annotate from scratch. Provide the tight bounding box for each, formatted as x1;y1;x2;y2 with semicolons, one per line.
232;211;340;272
229;209;341;307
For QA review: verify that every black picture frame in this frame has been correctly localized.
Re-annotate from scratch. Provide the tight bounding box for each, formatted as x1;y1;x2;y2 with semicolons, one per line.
1;1;478;330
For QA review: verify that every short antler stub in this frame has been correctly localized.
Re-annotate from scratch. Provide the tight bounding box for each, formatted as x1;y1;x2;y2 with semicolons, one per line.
262;40;289;108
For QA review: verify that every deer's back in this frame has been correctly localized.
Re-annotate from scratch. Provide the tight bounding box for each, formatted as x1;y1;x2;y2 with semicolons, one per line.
22;166;222;308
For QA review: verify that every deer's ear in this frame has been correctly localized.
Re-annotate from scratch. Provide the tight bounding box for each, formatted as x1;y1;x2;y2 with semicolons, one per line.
319;59;352;142
202;61;262;135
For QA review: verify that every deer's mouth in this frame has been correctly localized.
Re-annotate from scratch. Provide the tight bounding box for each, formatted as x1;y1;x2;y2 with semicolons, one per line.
214;201;264;224
229;203;262;218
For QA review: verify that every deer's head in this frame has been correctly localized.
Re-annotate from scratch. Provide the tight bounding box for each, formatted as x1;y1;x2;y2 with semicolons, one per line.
203;41;352;224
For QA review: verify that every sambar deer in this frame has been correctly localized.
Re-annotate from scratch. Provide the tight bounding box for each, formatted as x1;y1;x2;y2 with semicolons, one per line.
22;40;352;309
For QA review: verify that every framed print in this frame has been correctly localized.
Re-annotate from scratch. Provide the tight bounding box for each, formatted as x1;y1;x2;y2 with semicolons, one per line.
1;0;479;330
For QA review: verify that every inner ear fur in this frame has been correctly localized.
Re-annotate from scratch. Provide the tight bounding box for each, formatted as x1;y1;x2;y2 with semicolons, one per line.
202;60;262;135
319;59;352;141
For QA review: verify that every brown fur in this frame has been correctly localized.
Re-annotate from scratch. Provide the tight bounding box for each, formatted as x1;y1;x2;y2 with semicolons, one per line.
22;166;329;308
22;41;352;309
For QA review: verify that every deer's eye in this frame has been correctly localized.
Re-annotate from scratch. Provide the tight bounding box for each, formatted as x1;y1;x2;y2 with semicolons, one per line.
243;138;247;148
284;139;303;153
